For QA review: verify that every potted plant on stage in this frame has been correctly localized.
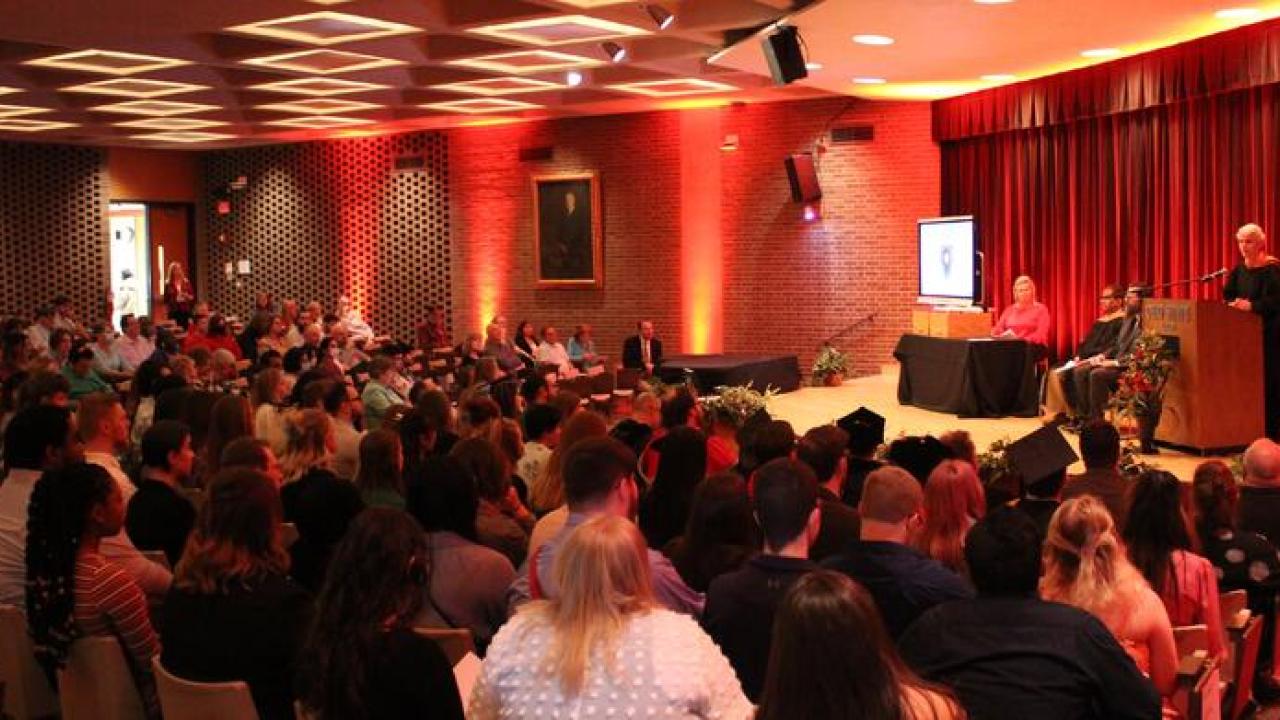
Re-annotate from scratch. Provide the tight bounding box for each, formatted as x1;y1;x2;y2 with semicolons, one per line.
812;344;849;387
1110;332;1176;454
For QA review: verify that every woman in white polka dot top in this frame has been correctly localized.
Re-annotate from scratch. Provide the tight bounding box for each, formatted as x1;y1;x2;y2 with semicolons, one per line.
469;515;753;719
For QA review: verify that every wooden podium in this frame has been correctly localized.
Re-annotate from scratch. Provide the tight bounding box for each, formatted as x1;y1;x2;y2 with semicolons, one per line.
910;308;993;339
1144;299;1263;451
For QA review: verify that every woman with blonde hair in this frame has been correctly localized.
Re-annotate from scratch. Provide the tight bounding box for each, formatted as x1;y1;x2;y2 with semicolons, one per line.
915;459;985;576
1040;496;1178;699
251;367;290;456
991;274;1050;351
469;515;751;719
279;408;335;484
163;261;194;330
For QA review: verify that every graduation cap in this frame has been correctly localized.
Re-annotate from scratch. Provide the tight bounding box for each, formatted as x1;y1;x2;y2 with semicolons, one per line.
886;435;953;484
1005;425;1079;488
837;407;885;454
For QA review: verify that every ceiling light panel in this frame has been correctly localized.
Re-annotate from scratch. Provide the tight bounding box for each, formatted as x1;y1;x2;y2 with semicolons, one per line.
62;78;208;98
115;117;228;130
0;87;22;96
0;119;76;132
132;131;235;143
256;98;380;114
467;15;650;46
91;99;220;116
226;11;419;46
605;78;737;96
266;115;373;128
249;77;386;96
241;49;403;75
431;77;564;95
25;49;189;75
448;49;602;74
0;105;49;118
421;98;542;114
555;0;633;6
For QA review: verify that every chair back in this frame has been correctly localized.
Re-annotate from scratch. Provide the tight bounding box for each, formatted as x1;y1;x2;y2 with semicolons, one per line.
1220;590;1248;627
1174;624;1210;660
0;604;59;720
152;656;259;720
57;636;145;720
412;626;475;666
1229;615;1264;720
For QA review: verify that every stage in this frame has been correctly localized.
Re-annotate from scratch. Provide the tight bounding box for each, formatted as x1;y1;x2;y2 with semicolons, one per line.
659;354;802;393
764;369;1227;481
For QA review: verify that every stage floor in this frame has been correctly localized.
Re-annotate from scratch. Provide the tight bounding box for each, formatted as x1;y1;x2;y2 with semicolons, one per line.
764;370;1229;481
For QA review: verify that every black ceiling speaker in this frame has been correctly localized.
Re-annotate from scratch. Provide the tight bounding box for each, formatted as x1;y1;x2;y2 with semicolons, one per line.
762;25;807;86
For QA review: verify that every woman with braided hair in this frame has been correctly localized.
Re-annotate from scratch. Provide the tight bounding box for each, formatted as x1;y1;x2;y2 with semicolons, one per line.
25;462;160;716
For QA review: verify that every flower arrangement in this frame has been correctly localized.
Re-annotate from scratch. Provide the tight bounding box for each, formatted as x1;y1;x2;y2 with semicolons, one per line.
812;344;849;385
1110;331;1176;420
702;383;778;427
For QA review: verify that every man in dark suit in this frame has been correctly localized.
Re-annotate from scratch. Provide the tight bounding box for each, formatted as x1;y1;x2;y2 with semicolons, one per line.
1071;283;1148;421
622;319;662;374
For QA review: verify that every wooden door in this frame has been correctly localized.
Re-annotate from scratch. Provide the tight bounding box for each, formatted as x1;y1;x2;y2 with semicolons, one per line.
147;204;192;322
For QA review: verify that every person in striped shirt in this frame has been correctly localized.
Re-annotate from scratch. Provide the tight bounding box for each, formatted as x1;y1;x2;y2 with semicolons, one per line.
25;462;160;717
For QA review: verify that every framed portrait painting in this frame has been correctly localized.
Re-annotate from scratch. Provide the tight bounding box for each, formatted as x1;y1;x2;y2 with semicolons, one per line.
533;172;603;289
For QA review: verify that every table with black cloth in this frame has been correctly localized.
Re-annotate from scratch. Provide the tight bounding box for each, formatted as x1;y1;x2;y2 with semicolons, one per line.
893;334;1038;418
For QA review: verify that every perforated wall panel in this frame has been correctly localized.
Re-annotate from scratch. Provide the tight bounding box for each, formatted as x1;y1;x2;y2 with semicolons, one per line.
201;132;450;341
0;141;107;321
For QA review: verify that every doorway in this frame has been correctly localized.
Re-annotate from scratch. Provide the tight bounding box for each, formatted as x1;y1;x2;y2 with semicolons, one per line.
107;201;195;326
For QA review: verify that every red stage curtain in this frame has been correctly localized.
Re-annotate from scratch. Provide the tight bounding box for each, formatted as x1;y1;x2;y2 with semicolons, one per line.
938;23;1280;358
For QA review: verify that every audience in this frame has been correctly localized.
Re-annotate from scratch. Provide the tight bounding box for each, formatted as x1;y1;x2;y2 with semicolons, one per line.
362;357;408;432
295;508;463;720
1061;420;1129;525
161;467;312;720
516;403;560;493
823;466;973;637
202;393;254;481
451;437;534;567
527;409;609;557
703;459;819;701
470;515;750;719
251;367;290;456
662;471;756;592
795;425;862;561
278;408;338;518
1238;437;1280;544
609;390;660;459
219;436;285;486
126;419;197;566
884;434;952;485
915;459;985;576
114;313;154;371
640;425;708;549
63;343;112;399
758;570;961;720
900;507;1160;719
355;428;406;509
288;468;364;594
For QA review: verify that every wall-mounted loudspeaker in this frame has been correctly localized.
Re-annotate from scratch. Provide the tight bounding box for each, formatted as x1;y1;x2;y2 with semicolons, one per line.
784;152;822;202
762;25;807;86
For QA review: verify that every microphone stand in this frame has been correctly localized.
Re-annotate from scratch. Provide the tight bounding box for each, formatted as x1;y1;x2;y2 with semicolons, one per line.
1151;269;1227;295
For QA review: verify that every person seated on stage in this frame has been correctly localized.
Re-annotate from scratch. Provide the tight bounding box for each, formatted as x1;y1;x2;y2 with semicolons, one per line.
534;325;574;376
1042;284;1125;424
482;322;524;378
567;324;603;368
335;296;374;344
991;275;1051;351
512;320;539;370
1069;284;1148;423
623;319;663;375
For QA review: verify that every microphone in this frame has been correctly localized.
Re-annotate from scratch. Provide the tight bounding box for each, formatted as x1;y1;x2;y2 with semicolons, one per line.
1199;267;1228;282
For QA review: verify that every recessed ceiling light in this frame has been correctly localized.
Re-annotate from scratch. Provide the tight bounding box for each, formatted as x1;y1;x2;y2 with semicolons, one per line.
420;98;542;114
132;131;234;143
981;73;1017;82
62;78;208;98
241;49;404;75
806;62;823;70
448;50;603;75
1216;7;1262;18
90;100;220;116
606;78;737;97
974;0;1015;4
1081;47;1121;58
853;77;887;84
0;87;19;96
249;77;387;96
602;41;627;62
115;117;228;130
0;105;49;118
266;115;374;128
226;11;419;46
0;119;75;132
467;14;650;47
256;98;380;114
304;0;355;4
24;49;189;76
566;70;585;87
645;5;675;30
431;77;564;96
852;34;894;46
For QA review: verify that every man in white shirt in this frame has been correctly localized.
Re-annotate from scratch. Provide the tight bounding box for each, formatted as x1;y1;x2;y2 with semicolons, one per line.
534;326;573;375
79;392;172;598
322;380;363;481
113;313;155;371
25;305;55;360
517;404;561;492
0;405;84;608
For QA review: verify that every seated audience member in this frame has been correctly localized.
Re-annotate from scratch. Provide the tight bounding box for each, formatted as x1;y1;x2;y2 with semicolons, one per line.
518;373;550;408
566;323;601;367
640;426;708;549
914;459;985;577
735;417;794;480
126;420;197;566
758;571;961;720
89;323;130;382
991;275;1051;351
534;325;573;375
321;379;361;481
288;466;364;594
202;394;253;481
823;466;973;638
515;437;703;616
1238;437;1280;543
283;323;322;374
937;429;977;468
610;390;660;460
497;418;528;504
115;313;155;371
361;356;406;431
0;406;84;607
1040;497;1178;699
406;389;458;468
622;319;663;375
527;410;609;556
162;468;313;720
1006;425;1078;539
548;389;582;423
1124;469;1226;661
512;320;538;369
471;516;750;719
51;294;83;334
355;429;405;510
1042;284;1125;424
796;426;862;561
456;332;484;367
252;367;290;456
837;406;886;505
517;404;560;491
407;456;516;652
335;296;374;344
703;460;819;701
296;508;463;720
0;332;28;384
46;328;72;369
1070;284;1148;422
26;462;160;714
62;343;112;400
704;406;742;475
451;437;534;567
278;408;339;519
663;471;756;593
195;314;243;361
415;304;449;352
482;322;523;377
884;434;952;486
219;436;285;486
257;317;292;358
1061;420;1129;525
900;507;1160;719
1194;460;1280;698
17;369;71;411
26;304;55;359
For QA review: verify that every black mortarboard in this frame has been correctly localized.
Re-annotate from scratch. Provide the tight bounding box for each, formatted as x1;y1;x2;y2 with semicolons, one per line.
1005;425;1079;487
886;435;953;485
838;407;885;454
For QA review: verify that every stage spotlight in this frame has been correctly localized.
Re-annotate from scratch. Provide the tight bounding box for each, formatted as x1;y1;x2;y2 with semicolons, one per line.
566;70;584;87
646;4;675;30
602;41;627;62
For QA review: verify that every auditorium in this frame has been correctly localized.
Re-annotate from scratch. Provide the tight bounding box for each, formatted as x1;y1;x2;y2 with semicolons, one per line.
2;0;1280;718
